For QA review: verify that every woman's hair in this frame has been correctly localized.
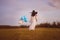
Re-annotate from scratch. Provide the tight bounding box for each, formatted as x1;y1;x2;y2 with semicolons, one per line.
31;10;37;16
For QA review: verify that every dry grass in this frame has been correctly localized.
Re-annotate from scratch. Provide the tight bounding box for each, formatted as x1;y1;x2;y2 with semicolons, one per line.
0;28;60;40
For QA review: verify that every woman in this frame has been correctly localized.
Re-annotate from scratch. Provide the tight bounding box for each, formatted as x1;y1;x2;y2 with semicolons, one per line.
29;10;38;30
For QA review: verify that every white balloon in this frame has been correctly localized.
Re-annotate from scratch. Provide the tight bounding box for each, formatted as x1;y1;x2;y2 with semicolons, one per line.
18;20;23;24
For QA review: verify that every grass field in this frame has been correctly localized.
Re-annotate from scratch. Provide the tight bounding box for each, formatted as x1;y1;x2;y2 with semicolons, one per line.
0;28;60;40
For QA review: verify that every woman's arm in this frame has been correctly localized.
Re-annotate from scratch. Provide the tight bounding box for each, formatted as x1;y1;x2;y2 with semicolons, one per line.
35;14;37;22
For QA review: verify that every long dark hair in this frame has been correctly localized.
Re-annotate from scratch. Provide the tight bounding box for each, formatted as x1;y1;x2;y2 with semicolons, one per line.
31;10;37;16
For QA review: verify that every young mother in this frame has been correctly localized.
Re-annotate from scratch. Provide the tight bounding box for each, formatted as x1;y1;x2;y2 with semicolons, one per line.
29;10;38;30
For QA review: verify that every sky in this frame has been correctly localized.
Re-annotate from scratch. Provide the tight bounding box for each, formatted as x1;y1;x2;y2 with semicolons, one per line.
0;0;60;26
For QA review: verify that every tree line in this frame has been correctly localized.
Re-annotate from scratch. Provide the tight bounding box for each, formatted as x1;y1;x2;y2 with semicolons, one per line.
20;22;60;28
36;22;60;28
0;22;60;28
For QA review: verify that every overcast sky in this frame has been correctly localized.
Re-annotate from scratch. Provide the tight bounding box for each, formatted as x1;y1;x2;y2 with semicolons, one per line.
0;0;60;26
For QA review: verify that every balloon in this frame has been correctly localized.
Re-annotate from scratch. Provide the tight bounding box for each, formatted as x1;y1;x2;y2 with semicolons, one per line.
20;16;28;22
23;16;28;22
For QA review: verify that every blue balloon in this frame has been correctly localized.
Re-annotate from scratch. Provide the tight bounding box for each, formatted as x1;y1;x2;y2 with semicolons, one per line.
23;16;28;22
20;16;28;22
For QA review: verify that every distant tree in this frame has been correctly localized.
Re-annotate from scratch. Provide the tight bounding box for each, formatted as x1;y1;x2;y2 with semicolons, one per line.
36;23;51;28
52;22;57;28
19;25;29;28
57;22;60;28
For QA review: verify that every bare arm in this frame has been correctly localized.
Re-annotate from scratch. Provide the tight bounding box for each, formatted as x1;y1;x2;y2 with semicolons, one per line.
35;14;37;22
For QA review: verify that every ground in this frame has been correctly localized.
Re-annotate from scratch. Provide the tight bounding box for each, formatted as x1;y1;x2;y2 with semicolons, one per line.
0;28;60;40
